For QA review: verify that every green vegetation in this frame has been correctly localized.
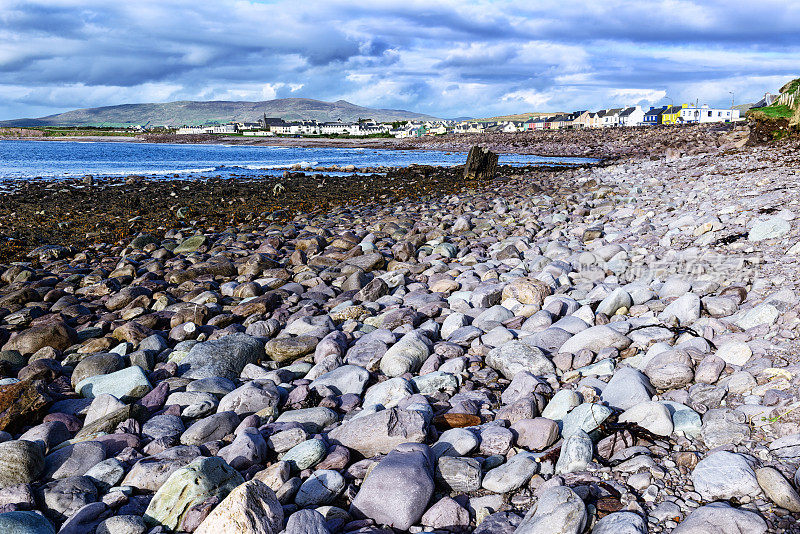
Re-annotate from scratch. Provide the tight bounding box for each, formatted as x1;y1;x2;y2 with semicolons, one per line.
747;104;795;120
780;78;800;95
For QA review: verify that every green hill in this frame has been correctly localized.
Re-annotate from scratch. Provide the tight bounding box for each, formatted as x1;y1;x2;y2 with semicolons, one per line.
0;98;438;127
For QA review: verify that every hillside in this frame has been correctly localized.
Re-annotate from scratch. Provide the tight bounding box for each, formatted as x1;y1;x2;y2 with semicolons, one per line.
0;98;438;127
478;111;559;122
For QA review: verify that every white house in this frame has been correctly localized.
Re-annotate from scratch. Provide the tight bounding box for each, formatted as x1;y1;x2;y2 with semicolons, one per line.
680;105;740;124
176;124;237;135
618;106;646;127
599;108;623;128
320;120;354;135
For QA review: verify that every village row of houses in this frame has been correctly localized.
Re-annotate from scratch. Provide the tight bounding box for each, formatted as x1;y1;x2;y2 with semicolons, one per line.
175;103;741;138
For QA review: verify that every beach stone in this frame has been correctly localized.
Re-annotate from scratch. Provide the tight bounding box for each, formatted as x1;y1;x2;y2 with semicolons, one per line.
0;511;55;534
436;456;482;492
0;380;53;432
714;341;752;366
514;485;587;534
187;377;236;395
474;511;522;534
71;353;124;389
275;407;338;433
194;479;283;534
600;367;654;411
362;377;414;409
75;366;151;402
84;394;127;426
264;336;318;363
294;469;345;507
310;365;370;396
672;502;767;534
748;216;790;241
421;496;470;530
180;333;265;380
281;439;327;471
736;304;780;330
555;430;593;474
618;401;673;436
596;288;633;316
142;414;185;442
755;466;800;512
218;428;268;470
144;456;244;530
180;410;239;445
558;325;631;354
700;408;750;448
39;476;97;523
560;403;612;437
511;418;559;451
284;509;330;534
122;445;202;491
486;341;555;379
380;331;431;377
350;443;434;531
96;515;147;534
83;458;125;492
217;381;280;416
692;451;760;501
2;323;76;355
412;370;459;395
644;350;693;389
541;389;581;422
432;427;479;458
502;371;550;405
591;511;647;534
0;440;44;489
43;441;105;479
328;407;427;457
482;452;539;493
659;293;701;324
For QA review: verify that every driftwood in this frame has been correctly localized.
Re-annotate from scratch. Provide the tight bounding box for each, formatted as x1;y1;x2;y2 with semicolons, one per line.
463;145;498;181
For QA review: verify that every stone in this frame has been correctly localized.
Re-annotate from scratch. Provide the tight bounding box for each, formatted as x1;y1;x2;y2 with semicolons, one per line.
748;216;790;241
555;430;593;475
644;350;693;389
0;441;44;489
596;288;633;316
672;502;767;534
541;389;581;422
281;439;327;471
70;353;124;389
560;403;612;437
218;381;280;416
714;341;752;366
618;401;673;436
328;407;427;457
96;516;147;534
736;304;780;330
294;469;346;507
514;485;587;534
180;411;240;446
591;511;647;534
2;324;76;355
511;418;559;451
659;293;701;324
142;414;185;442
558;325;631;354
0;380;52;432
0;511;55;534
43;441;106;480
122;445;202;491
39;476;98;523
179;334;266;380
436;456;482;492
421;496;470;530
218;428;268;470
275;407;338;433
264;336;318;363
310;365;370;396
482;452;539;493
464;145;499;181
284;509;330;534
691;451;760;501
755;466;800;512
144;456;245;530
173;235;207;253
84;394;127;426
362;377;414;410
194;479;283;534
84;458;125;492
350;443;434;531
700;408;750;448
380;331;431;377
75;366;151;402
486;341;555;379
600;367;654;411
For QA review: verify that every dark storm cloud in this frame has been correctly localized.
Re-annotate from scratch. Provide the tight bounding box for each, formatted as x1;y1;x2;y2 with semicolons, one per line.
0;0;797;120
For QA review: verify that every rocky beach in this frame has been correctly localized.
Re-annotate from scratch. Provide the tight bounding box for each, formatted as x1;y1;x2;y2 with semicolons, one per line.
2;124;800;534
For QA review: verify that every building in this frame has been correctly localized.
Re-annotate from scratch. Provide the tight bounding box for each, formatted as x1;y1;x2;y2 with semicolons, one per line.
619;106;646;127
599;108;623;128
680;105;740;124
643;106;667;126
661;104;687;125
176;123;237;135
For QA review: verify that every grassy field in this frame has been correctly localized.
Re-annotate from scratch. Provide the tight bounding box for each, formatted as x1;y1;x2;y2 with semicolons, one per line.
748;104;795;120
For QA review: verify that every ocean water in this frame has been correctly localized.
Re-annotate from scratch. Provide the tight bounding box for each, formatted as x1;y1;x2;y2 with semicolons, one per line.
0;139;595;181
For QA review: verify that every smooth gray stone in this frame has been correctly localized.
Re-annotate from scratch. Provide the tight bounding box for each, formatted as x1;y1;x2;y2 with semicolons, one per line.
294;469;345;507
600;367;654;411
122;445;202;492
218;428;268;470
691;451;760;501
672;502;767;534
514;485;587;534
38;476;98;523
217;381;280;416
43;441;106;480
591;511;647;534
142;414;185;442
275;407;338;433
284;509;331;534
0;441;45;489
0;511;55;534
180;411;239;446
436;456;482;493
482;452;539;493
327;407;427;457
309;365;370;396
555;430;593;475
486;341;555;379
179;333;266;380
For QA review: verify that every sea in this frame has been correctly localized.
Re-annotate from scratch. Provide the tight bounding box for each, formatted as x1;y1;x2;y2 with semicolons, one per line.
0;139;595;182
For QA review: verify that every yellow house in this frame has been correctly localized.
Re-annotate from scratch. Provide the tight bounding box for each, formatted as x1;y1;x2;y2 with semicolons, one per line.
661;104;688;125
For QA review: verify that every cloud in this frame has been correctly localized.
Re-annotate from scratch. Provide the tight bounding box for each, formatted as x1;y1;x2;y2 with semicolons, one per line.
0;0;797;119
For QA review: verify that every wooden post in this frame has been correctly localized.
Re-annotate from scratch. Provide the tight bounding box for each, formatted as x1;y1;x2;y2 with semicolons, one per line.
463;145;498;181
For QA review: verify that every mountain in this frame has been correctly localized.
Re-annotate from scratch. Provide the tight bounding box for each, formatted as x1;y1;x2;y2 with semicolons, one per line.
0;98;438;127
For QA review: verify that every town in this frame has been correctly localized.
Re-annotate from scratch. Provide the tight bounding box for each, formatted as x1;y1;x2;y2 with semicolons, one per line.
176;103;743;138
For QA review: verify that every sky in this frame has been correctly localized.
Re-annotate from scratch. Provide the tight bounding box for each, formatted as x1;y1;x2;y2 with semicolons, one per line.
0;0;798;120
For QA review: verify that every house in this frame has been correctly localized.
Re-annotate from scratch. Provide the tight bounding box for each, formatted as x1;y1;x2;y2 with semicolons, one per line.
567;110;591;129
176;123;238;135
661;104;687;125
643;106;667;126
619;106;645;127
320;120;354;135
600;108;623;128
586;112;602;129
679;105;740;124
547;115;571;130
501;121;523;133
